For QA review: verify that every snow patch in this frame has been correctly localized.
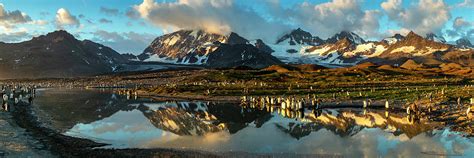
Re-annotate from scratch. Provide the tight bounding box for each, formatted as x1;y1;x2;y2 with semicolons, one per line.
190;30;199;39
144;54;179;63
383;38;398;45
164;35;180;46
391;46;415;54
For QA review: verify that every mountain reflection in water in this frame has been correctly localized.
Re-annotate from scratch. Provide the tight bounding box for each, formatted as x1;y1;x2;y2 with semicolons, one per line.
33;89;474;157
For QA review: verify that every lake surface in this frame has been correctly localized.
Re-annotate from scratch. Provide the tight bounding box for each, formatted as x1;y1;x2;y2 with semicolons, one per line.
33;88;474;157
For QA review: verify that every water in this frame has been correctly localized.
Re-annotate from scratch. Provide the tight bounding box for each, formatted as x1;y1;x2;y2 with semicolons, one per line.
33;88;474;157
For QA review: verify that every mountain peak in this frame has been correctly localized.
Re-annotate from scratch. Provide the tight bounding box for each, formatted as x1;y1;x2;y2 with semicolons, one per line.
46;30;76;39
456;38;473;49
227;32;248;45
405;31;424;40
276;28;323;46
326;31;365;44
33;30;77;43
291;28;310;35
425;33;446;43
406;31;420;38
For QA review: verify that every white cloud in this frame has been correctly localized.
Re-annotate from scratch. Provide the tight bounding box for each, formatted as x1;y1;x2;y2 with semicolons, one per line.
30;20;49;26
381;0;451;35
269;0;383;39
133;0;289;41
133;0;384;41
55;8;80;28
0;28;31;42
0;3;32;30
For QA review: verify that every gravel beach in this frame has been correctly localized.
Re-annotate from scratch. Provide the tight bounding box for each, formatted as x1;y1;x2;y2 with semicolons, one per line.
0;111;52;157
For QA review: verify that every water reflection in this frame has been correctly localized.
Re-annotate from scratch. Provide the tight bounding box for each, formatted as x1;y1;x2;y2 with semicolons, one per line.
33;89;474;157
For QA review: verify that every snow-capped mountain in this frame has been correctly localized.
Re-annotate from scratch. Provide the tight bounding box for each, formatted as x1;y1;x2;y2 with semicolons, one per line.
325;31;366;45
269;30;473;67
425;33;447;43
455;38;473;49
382;34;405;45
366;31;474;66
138;30;281;68
275;28;324;46
140;28;474;69
0;30;128;79
138;30;236;64
377;31;451;58
253;39;274;54
269;30;380;67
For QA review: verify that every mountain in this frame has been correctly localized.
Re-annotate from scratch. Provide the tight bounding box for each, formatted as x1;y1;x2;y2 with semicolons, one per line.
205;43;282;68
253;39;274;54
275;28;324;46
456;38;474;49
0;30;128;79
121;53;140;61
325;31;366;45
366;31;474;66
379;31;451;57
268;30;473;67
269;30;381;67
140;28;473;69
138;30;282;68
383;34;405;45
425;33;446;43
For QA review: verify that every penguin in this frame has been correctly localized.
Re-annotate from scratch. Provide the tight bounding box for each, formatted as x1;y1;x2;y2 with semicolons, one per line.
467;107;471;118
3;103;8;112
457;97;461;107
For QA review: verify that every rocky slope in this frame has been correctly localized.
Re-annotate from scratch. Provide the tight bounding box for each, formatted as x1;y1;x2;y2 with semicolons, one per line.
367;31;473;67
138;30;282;68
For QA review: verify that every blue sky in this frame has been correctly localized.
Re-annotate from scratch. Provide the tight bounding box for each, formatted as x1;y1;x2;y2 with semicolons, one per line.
0;0;473;54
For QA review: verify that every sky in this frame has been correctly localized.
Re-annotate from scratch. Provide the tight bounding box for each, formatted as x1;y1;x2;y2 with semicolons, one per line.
0;0;473;54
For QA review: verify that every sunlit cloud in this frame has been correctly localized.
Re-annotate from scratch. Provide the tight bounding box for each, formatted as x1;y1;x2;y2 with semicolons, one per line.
55;8;80;28
381;0;451;36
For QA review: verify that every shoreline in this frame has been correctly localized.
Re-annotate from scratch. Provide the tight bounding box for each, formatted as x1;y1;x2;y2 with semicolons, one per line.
0;110;53;157
10;101;221;158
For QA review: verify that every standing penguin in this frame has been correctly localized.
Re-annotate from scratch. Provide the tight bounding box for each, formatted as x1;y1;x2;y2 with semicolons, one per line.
458;97;462;107
3;102;8;112
467;107;471;118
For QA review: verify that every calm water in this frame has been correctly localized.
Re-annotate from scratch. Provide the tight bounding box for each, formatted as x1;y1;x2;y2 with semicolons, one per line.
33;88;474;157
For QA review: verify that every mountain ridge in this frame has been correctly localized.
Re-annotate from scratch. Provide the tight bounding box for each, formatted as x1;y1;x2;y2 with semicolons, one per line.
0;30;128;79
